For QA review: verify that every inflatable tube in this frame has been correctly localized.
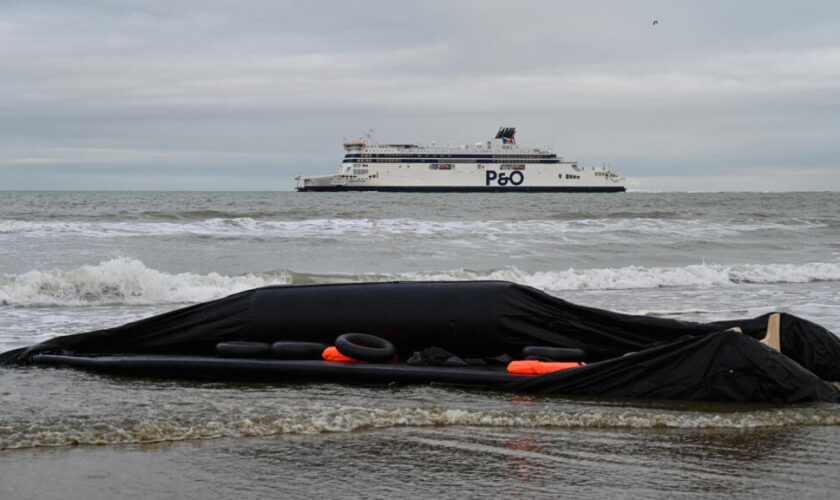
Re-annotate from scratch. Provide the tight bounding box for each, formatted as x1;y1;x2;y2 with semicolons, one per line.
271;341;328;359
524;355;555;362
522;346;586;362
29;354;522;386
215;341;270;358
335;333;396;363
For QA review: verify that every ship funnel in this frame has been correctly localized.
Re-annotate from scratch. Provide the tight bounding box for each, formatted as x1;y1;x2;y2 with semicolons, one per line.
494;126;516;139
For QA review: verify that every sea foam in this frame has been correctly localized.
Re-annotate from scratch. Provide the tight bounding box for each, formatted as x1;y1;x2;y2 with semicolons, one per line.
0;258;282;306
1;258;839;306
0;216;826;240
0;406;840;450
2;403;839;450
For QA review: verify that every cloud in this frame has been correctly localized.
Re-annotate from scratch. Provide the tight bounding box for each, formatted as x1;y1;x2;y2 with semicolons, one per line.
1;0;839;190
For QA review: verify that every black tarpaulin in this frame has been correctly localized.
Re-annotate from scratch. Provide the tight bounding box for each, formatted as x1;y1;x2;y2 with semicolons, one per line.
506;330;840;403
2;281;839;403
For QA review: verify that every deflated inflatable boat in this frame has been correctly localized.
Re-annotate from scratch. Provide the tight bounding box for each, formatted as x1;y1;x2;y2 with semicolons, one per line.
2;281;839;403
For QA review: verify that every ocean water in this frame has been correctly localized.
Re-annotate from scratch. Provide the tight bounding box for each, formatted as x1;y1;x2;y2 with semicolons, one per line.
1;191;839;498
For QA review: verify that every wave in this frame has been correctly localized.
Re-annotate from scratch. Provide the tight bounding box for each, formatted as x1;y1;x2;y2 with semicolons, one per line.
2;258;839;306
2;404;838;450
0;258;284;306
0;216;827;239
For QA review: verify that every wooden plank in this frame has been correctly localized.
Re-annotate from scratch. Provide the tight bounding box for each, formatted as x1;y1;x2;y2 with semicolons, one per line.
761;313;781;351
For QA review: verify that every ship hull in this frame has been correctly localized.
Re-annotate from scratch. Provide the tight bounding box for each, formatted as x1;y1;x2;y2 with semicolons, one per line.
297;185;626;193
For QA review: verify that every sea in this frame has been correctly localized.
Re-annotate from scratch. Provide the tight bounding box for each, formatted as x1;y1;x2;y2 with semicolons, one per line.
1;191;839;499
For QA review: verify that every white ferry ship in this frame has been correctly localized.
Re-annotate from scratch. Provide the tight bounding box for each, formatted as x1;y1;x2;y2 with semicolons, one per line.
296;127;625;192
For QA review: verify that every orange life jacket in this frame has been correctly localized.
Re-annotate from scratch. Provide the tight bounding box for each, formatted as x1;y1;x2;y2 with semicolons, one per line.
321;346;361;363
507;360;585;375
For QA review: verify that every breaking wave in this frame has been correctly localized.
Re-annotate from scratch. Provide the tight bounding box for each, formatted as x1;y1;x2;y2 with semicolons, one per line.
2;404;839;450
0;258;283;306
0;216;827;239
1;258;840;306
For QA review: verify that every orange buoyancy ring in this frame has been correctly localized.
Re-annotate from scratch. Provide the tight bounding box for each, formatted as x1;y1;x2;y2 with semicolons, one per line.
507;360;585;375
322;345;361;363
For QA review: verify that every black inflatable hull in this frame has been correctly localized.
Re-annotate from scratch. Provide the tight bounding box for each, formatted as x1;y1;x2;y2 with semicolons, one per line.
4;281;840;403
30;354;522;386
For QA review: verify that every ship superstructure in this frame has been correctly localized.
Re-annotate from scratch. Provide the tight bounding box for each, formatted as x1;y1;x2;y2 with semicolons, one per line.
296;127;625;192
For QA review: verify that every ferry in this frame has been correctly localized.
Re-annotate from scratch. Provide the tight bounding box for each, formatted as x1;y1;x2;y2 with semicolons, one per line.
295;127;625;192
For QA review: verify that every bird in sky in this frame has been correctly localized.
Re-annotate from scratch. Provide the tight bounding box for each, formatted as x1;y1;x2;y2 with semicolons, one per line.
652;20;659;26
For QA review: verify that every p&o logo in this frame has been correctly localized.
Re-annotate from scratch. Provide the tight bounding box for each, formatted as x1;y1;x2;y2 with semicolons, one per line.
485;170;524;187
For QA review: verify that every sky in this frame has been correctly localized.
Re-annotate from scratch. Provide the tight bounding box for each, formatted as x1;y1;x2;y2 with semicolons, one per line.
1;0;839;191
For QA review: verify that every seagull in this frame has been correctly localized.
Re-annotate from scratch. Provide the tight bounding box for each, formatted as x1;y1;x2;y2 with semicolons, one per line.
652;20;659;26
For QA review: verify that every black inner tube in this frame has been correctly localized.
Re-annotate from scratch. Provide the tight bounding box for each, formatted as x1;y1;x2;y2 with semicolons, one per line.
271;341;328;359
522;346;586;362
215;341;271;358
335;333;396;363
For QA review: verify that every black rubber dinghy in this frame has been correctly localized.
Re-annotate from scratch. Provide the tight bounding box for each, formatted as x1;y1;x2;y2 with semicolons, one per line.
2;281;839;403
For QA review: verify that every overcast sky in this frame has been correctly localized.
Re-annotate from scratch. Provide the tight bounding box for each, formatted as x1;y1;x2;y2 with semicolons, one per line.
2;0;839;191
